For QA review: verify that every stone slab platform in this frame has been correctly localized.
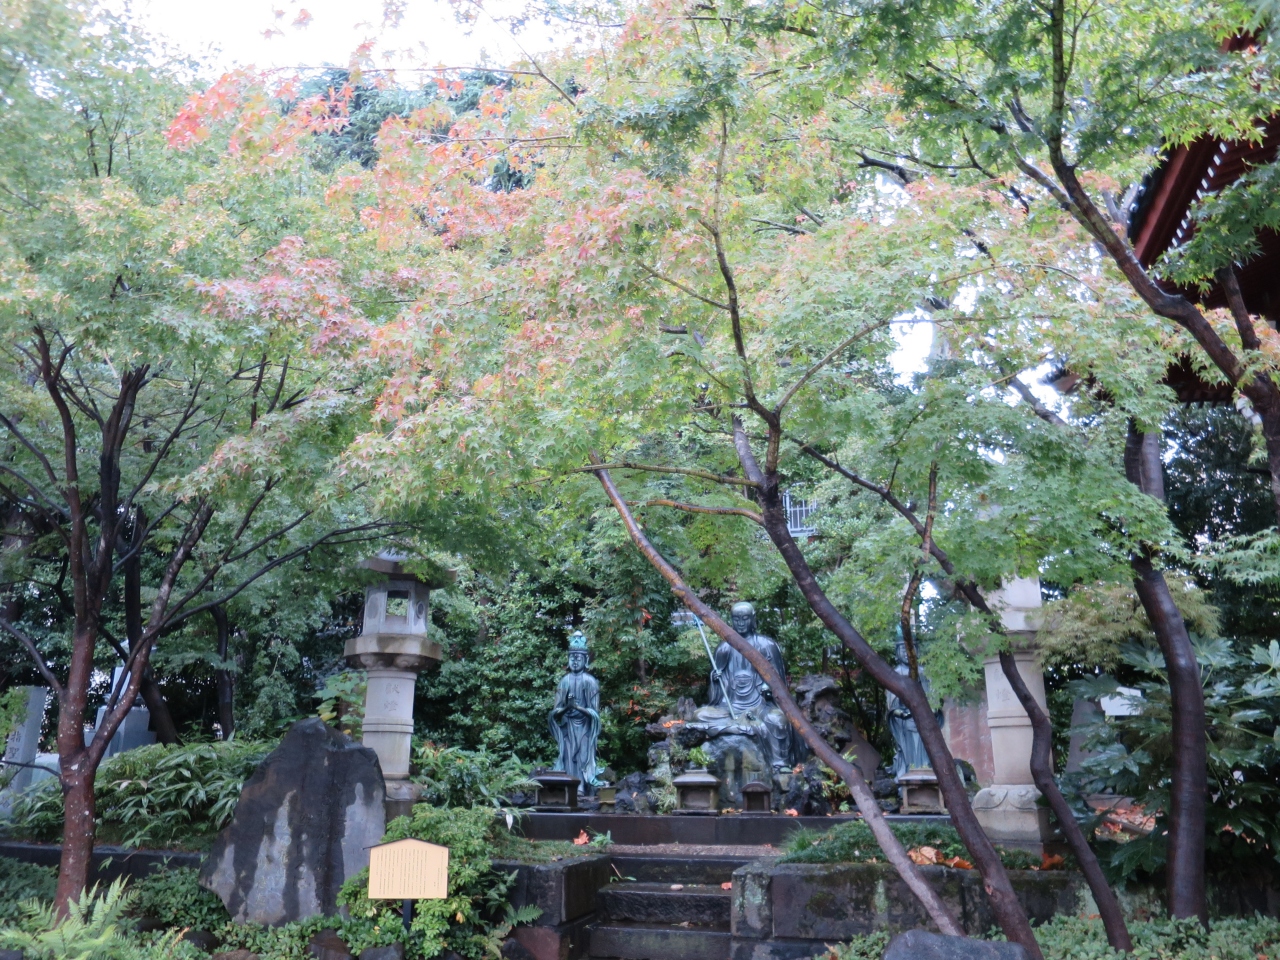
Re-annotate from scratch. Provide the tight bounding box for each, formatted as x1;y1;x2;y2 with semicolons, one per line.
519;812;949;847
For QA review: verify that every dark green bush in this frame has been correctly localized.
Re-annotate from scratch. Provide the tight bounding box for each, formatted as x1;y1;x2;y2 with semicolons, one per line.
780;820;1043;870
826;916;1280;960
412;742;539;810
0;857;57;924
337;806;543;960
130;866;229;931
4;740;273;849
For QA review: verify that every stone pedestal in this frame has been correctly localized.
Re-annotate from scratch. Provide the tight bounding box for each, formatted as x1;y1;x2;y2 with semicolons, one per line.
673;768;721;813
974;578;1054;853
344;555;445;821
898;768;945;814
534;770;580;810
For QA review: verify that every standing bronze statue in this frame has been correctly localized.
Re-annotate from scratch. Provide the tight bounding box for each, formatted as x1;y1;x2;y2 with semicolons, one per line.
885;627;942;777
691;602;801;771
549;631;602;794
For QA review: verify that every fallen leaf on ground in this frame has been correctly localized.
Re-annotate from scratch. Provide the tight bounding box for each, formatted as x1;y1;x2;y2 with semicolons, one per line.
721;882;733;890
907;846;940;865
784;808;799;817
1039;854;1065;870
573;830;590;846
670;884;684;891
941;856;973;870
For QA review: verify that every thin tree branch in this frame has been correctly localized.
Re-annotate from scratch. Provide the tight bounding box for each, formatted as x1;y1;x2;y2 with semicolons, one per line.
558;461;758;487
639;264;731;311
632;498;763;524
0;616;64;694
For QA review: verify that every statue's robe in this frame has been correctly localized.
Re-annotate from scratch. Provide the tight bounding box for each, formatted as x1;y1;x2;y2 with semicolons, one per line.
694;632;799;770
549;669;601;791
886;663;942;779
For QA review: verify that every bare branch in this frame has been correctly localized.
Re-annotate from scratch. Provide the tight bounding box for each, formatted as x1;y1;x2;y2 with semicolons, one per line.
632;498;763;524
558;460;757;487
639;264;731;311
0;616;64;694
774;319;891;415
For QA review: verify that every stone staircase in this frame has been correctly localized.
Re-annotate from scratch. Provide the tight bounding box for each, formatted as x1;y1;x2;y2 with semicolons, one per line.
588;853;752;960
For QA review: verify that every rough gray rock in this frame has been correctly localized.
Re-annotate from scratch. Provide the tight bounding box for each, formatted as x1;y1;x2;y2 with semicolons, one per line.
614;770;657;814
308;928;354;960
200;718;386;925
500;939;537;960
357;947;405;960
883;930;1028;960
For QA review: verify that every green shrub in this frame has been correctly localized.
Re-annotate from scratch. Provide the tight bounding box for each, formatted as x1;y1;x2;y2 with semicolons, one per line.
822;930;891;960
130;866;228;931
1069;638;1280;886
412;742;539;811
0;856;58;924
826;916;1280;960
212;915;337;960
337;806;542;960
0;876;201;959
5;740;273;849
780;820;1043;870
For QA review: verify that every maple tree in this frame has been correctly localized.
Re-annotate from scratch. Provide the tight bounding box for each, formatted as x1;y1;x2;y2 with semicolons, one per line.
162;0;1234;947
0;3;420;908
8;0;1273;937
716;0;1278;921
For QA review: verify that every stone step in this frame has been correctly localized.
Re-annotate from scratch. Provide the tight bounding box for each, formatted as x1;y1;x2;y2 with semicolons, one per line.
609;855;752;885
589;921;731;960
598;882;732;926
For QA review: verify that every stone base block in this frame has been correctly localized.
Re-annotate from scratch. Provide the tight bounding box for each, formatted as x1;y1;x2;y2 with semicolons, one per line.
973;785;1053;853
384;780;423;823
730;937;829;960
513;912;595;960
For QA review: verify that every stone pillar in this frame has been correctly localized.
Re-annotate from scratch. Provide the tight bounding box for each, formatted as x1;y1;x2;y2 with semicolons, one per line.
972;577;1054;853
344;555;445;819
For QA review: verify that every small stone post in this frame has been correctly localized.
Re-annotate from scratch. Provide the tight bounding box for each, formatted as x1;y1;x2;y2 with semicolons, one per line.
345;555;446;819
973;576;1054;853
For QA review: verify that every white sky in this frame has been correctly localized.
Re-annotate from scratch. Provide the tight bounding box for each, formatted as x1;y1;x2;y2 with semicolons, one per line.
122;0;570;77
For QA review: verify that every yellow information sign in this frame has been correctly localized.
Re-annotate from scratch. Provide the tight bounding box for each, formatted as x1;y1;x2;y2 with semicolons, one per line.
368;838;449;900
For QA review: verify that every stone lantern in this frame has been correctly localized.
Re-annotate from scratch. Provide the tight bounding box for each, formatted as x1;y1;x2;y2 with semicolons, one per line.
972;576;1054;853
345;554;446;818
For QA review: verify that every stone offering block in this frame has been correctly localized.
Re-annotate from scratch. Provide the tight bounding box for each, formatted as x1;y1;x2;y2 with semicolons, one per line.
883;930;1028;960
200;718;386;925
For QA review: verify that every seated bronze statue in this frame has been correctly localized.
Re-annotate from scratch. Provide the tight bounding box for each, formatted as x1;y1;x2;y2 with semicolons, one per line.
688;602;801;771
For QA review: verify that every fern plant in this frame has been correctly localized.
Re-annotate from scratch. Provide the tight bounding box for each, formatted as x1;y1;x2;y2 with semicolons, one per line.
0;877;182;960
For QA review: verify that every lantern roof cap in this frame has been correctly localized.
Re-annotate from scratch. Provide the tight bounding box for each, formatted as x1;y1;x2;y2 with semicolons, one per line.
360;551;455;588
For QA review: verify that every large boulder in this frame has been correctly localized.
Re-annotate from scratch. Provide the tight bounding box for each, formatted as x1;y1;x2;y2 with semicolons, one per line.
883;930;1028;960
200;718;386;925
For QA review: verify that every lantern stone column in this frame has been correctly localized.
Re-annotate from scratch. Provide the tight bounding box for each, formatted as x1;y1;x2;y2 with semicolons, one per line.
345;555;444;819
972;577;1054;853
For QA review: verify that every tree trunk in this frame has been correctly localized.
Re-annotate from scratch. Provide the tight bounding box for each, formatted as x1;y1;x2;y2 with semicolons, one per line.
594;463;966;937
736;435;1042;958
996;651;1133;950
53;768;96;909
124;516;179;745
1124;423;1207;922
210;605;235;740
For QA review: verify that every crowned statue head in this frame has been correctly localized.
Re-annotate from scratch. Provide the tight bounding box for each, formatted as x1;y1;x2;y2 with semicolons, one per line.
567;630;590;673
730;601;758;636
